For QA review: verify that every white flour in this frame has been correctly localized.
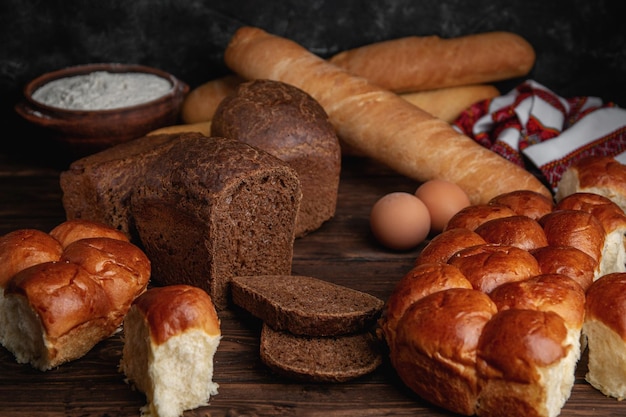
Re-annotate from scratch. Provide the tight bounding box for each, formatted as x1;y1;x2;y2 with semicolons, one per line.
31;71;173;110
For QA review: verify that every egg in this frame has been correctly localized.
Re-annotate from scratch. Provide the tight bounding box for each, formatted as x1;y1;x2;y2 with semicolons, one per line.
415;179;471;233
369;192;431;250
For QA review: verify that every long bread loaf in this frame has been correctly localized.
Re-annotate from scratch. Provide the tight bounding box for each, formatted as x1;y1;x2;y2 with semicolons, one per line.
223;26;551;204
328;32;535;93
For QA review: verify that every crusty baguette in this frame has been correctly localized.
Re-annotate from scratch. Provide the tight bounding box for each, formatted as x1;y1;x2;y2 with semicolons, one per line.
328;32;535;93
401;84;499;123
224;26;551;204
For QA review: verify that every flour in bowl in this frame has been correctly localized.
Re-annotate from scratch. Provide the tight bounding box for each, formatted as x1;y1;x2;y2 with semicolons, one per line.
31;71;173;110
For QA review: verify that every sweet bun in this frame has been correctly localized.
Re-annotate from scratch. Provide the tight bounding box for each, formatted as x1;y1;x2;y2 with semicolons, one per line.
49;218;129;247
121;284;221;417
60;237;151;319
556;156;626;212
488;189;555;220
583;272;626;400
476;308;577;417
556;192;626;275
379;262;472;350
488;274;585;342
415;227;486;266
0;221;151;371
391;288;497;415
445;203;516;231
0;229;63;288
539;209;606;264
531;245;598;291
447;243;541;294
474;215;548;251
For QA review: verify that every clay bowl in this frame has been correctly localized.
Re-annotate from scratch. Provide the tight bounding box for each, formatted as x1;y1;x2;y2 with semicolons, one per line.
15;63;189;157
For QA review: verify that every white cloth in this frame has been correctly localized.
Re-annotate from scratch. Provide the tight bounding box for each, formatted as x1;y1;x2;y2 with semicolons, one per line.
453;80;626;192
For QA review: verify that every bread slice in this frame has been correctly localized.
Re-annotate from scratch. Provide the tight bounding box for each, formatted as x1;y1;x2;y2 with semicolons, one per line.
230;275;384;336
259;323;382;383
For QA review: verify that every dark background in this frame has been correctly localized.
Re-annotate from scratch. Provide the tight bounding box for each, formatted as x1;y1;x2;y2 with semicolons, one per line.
2;0;625;166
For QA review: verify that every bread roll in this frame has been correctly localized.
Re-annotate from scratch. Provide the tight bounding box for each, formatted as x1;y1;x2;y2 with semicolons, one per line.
540;209;606;265
181;74;245;124
328;32;535;93
476;309;577;417
583;272;626;400
415;227;486;266
474;215;548;251
379;262;472;350
531;245;598;291
0;221;151;371
556;192;626;276
1;262;114;370
488;189;555;221
488;274;585;347
556;156;626;211
49;218;129;247
447;243;541;294
0;229;62;288
223;26;551;205
445;204;517;231
391;288;497;415
121;285;221;417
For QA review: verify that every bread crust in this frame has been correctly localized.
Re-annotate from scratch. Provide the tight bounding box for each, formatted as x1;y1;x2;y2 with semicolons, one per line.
447;243;541;294
474;215;548;251
415;227;486;266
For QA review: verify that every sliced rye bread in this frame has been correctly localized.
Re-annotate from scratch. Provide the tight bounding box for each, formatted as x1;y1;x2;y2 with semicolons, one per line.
230;275;384;336
259;323;382;383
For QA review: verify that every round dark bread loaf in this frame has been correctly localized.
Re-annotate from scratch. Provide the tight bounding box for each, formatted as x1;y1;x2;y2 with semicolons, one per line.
211;79;341;238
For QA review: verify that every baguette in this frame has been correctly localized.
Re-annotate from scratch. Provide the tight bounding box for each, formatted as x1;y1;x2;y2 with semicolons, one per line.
328;32;535;93
224;26;551;204
180;77;498;126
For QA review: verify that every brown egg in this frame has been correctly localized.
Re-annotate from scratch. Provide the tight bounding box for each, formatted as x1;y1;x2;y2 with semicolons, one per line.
370;192;431;250
415;180;471;232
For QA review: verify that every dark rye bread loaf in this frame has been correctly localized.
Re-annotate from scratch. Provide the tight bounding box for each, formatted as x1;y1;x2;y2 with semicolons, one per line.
259;323;382;383
211;79;341;238
60;133;302;309
60;134;180;238
230;275;384;336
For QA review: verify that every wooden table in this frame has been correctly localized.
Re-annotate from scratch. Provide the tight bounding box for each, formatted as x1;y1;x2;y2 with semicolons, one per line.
0;152;622;416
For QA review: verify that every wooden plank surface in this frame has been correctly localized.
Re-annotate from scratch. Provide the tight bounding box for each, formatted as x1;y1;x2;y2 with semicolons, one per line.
0;153;623;416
